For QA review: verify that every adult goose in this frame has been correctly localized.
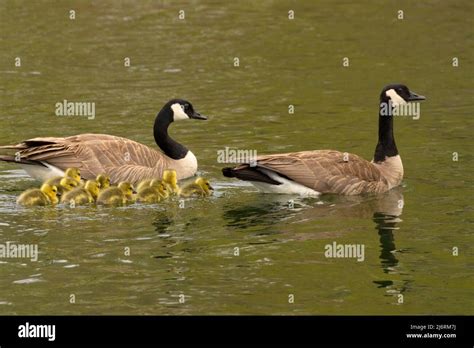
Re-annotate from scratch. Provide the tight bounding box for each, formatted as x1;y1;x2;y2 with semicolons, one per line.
0;99;207;184
222;84;425;195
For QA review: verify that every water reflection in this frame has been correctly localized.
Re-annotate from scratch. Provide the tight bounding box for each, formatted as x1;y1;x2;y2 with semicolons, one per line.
221;188;407;296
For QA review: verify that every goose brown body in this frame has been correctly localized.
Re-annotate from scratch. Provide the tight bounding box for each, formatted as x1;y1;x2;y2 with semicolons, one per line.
3;134;182;185
228;150;400;195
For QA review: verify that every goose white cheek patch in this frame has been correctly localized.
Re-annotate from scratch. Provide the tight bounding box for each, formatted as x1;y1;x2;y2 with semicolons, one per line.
171;103;189;121
385;89;407;106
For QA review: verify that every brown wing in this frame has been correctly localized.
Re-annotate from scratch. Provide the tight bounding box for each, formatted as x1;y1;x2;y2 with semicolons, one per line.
12;134;169;184
253;150;389;195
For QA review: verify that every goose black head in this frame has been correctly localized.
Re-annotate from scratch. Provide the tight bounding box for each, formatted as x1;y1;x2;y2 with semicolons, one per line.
154;99;207;160
160;99;207;123
380;84;426;105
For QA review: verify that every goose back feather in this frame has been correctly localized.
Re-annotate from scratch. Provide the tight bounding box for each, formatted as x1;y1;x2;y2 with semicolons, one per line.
228;150;397;195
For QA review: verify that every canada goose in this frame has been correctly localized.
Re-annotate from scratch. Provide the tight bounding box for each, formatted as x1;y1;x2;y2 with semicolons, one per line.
17;184;58;206
61;180;100;205
97;182;134;205
58;177;80;194
162;169;179;194
0;99;207;184
43;168;81;190
96;174;111;190
136;179;169;203
223;84;425;195
179;177;214;197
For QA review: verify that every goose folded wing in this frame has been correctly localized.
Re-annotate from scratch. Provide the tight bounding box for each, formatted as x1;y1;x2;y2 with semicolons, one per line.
14;134;167;183
254;150;389;195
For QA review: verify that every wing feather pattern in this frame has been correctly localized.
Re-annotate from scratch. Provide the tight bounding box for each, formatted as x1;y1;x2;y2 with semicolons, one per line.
234;150;389;195
3;134;170;184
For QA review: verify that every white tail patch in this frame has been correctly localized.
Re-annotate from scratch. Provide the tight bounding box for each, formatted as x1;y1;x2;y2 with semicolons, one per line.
20;162;64;182
250;168;320;196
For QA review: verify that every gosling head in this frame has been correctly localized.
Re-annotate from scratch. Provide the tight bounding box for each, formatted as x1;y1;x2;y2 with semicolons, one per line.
380;84;426;107
195;178;214;195
118;182;134;198
41;184;59;204
84;180;100;200
150;180;169;198
64;167;81;182
163;169;178;185
59;177;79;192
96;174;111;189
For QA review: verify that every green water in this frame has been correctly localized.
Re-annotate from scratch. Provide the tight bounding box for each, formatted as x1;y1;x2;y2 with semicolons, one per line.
0;1;473;314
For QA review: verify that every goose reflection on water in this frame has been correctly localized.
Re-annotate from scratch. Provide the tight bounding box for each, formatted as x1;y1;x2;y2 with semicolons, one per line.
222;187;407;294
149;186;408;301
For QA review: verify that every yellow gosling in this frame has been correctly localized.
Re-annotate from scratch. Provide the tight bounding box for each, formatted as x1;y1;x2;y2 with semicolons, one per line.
179;178;214;198
136;179;153;193
136;180;169;203
162;169;179;194
17;184;58;206
61;180;99;205
97;182;134;205
96;174;111;190
44;167;81;187
58;177;80;195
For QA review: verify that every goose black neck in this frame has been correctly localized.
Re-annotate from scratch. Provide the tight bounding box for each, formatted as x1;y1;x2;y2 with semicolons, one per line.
153;109;188;160
373;103;398;163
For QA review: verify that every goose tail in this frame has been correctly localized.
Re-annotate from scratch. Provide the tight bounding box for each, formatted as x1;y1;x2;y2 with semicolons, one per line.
222;167;236;178
0;143;27;150
222;166;281;185
0;155;42;166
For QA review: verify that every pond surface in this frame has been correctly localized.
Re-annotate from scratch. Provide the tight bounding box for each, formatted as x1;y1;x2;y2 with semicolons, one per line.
0;0;472;314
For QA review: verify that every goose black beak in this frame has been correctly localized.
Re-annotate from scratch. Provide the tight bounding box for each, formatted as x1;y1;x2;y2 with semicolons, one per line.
408;91;426;101
190;111;207;120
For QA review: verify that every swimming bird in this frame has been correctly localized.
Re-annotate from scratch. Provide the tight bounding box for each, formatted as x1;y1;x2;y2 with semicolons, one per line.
43;167;81;190
162;169;179;194
61;180;100;205
58;177;80;194
136;179;154;193
0;99;207;185
17;184;58;206
97;182;135;205
222;84;425;195
96;174;111;190
179;177;214;197
136;180;169;203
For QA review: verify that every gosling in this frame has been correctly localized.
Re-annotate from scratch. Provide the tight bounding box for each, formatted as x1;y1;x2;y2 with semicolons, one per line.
96;174;111;190
136;180;169;203
58;177;80;195
44;167;81;188
179;178;214;198
136;179;154;193
162;169;179;194
97;182;134;205
17;184;59;206
61;180;100;205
